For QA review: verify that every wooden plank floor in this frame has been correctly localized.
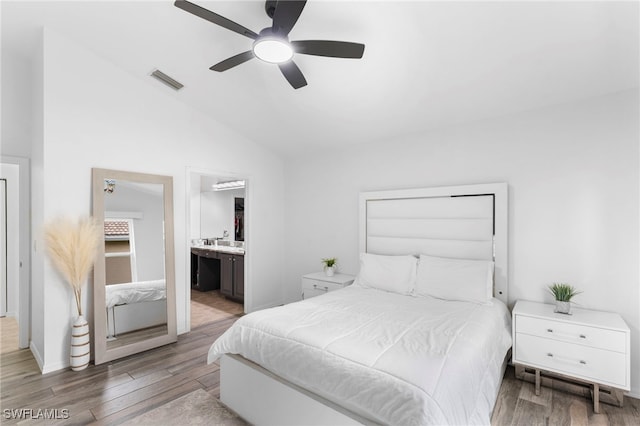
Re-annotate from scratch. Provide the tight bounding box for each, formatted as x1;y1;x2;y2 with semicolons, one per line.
191;290;244;328
0;316;19;354
492;366;640;425
1;314;639;425
0;317;237;425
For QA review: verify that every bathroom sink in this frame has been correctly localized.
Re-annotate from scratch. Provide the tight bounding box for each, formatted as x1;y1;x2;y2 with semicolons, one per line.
203;239;244;248
215;246;245;254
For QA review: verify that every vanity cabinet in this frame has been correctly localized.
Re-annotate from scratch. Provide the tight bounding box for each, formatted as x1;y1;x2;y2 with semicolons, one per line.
220;253;244;302
191;248;220;291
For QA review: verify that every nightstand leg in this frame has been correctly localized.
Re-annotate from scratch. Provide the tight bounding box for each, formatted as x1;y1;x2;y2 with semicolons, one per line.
535;369;541;396
593;383;600;414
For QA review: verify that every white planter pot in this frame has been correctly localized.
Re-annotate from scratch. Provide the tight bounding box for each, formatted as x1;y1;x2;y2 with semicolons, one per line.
325;266;335;277
70;315;90;371
554;301;572;315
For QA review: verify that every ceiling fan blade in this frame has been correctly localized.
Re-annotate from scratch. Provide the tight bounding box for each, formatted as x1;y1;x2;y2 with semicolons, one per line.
210;51;255;72
292;40;365;58
272;0;307;35
278;61;307;89
174;0;258;39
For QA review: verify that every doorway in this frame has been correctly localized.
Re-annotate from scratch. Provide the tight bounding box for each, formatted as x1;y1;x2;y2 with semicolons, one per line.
189;171;246;328
0;160;24;352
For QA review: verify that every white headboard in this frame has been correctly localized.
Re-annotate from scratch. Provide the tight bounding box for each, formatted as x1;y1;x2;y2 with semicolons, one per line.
359;183;508;304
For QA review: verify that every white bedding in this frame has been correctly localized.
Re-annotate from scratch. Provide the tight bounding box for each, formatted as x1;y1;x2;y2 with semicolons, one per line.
208;286;512;425
105;279;166;309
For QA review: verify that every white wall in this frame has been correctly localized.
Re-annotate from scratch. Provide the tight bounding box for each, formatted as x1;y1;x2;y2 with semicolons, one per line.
26;28;285;373
200;188;245;241
1;51;33;158
30;34;45;365
284;89;640;396
189;175;201;240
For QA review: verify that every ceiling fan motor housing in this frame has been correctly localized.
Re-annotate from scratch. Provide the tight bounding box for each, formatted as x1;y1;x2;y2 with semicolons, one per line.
265;1;277;19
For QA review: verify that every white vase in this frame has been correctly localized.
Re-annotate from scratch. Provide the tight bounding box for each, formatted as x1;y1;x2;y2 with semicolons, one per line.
70;315;90;371
325;266;335;277
554;301;572;315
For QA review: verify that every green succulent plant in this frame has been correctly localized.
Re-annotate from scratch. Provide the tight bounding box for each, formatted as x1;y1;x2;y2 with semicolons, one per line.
548;283;582;302
321;257;337;268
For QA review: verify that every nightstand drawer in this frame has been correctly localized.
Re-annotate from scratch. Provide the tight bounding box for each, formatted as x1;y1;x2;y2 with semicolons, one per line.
515;333;626;387
302;279;344;293
516;315;626;353
301;272;355;300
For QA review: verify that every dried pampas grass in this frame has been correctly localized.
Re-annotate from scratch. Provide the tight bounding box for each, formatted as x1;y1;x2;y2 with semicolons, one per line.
44;216;101;316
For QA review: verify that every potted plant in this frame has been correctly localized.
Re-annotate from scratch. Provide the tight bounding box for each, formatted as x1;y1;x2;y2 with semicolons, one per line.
548;282;582;315
44;216;101;371
321;257;338;277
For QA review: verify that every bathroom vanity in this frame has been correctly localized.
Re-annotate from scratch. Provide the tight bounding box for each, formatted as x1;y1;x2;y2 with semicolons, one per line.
191;244;244;303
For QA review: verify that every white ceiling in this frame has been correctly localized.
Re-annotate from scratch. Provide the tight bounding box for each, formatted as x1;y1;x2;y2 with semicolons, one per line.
2;1;638;157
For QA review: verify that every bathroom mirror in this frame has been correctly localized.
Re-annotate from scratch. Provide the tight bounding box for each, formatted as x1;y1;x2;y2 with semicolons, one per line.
92;168;177;364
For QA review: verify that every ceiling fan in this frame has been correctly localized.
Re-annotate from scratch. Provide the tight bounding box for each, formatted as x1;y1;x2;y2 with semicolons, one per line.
174;0;365;89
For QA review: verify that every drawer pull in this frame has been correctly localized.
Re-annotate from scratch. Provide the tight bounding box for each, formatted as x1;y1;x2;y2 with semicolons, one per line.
313;284;329;292
546;329;588;341
547;352;588;366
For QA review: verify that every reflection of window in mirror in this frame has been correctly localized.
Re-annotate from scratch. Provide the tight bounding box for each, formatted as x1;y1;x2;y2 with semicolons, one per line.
104;219;137;285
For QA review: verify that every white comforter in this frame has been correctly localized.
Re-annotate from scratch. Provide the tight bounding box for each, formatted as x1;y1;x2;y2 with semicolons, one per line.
208;286;512;425
105;279;166;309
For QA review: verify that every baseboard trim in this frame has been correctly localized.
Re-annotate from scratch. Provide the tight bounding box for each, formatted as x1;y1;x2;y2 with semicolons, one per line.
29;341;44;373
41;359;69;374
30;341;70;374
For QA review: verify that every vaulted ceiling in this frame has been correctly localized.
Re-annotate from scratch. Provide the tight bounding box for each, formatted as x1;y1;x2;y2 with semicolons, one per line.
2;1;638;157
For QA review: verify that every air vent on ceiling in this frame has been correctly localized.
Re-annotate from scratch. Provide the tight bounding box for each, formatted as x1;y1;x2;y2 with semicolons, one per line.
150;69;184;91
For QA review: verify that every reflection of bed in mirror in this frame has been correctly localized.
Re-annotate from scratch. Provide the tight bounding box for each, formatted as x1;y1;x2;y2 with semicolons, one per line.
105;279;167;342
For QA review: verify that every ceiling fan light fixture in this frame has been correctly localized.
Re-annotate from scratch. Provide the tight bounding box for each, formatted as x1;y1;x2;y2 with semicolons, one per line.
253;38;293;64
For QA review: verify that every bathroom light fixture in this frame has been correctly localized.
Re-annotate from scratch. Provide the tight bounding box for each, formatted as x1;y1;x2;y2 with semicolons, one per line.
252;37;293;64
212;180;245;191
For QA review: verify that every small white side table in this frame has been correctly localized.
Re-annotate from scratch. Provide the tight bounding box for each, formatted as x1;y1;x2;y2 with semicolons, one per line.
512;300;630;413
301;272;355;300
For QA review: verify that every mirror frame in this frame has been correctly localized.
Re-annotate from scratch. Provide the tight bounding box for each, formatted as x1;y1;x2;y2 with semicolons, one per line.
92;168;177;364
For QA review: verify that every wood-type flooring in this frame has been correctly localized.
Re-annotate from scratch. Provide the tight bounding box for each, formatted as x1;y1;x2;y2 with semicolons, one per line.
0;317;237;425
190;290;244;328
0;316;19;354
1;312;639;425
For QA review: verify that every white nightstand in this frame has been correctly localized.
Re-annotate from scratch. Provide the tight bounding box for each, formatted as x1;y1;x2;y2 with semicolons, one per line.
512;300;630;413
301;272;355;300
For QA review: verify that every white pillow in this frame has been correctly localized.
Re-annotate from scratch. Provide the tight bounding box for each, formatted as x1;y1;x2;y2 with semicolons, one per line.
355;253;417;295
415;254;494;304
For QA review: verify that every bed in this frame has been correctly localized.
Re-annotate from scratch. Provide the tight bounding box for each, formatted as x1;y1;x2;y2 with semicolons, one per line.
208;183;510;425
105;279;166;337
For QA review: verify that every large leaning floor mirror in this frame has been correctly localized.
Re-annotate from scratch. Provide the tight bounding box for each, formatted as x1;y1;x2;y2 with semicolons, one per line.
92;168;177;364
